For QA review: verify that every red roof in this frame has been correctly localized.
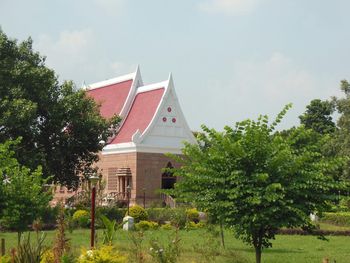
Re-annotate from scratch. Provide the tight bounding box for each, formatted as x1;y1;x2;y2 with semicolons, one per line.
87;79;133;118
111;88;165;144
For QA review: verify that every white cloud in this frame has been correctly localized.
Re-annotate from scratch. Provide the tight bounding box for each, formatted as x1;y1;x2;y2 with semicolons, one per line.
194;52;327;130
93;0;125;15
34;29;133;86
232;52;316;101
198;0;260;16
36;29;95;79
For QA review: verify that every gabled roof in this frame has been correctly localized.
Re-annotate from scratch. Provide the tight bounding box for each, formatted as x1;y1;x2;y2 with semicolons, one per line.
85;66;143;119
87;68;196;154
111;87;165;144
87;79;133;119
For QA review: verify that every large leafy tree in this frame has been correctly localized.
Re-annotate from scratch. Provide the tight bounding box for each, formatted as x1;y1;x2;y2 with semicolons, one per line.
0;30;120;187
0;139;52;244
331;80;350;180
170;105;342;263
299;99;335;135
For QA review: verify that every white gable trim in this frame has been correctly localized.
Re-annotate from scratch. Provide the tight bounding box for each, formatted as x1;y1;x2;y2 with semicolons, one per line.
119;65;143;118
138;73;196;145
85;72;136;91
136;80;168;94
102;142;183;155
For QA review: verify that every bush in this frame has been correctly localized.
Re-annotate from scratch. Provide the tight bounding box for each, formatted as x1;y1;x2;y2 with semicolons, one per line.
73;210;90;228
40;206;59;225
40;249;55;263
77;245;127;263
0;256;11;263
170;208;187;229
186;221;206;230
147;208;174;224
339;197;350;211
321;212;350;226
96;207;127;224
186;208;199;223
161;223;174;230
127;205;148;223
135;220;159;231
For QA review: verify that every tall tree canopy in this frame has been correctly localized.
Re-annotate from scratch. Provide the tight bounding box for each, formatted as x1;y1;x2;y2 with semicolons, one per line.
331;80;350;180
0;30;120;187
170;105;342;263
299;99;335;135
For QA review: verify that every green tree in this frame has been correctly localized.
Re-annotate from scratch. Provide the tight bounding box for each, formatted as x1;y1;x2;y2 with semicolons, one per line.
0;30;120;187
0;139;52;244
299;99;335;134
170;105;342;263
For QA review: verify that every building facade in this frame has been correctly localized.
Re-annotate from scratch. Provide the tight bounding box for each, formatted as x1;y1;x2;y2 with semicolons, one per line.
54;67;195;206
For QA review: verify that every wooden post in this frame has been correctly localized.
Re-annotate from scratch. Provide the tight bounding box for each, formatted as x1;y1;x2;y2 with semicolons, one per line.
1;238;5;256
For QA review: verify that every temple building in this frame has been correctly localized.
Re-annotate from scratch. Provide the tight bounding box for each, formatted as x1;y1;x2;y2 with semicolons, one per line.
54;66;195;206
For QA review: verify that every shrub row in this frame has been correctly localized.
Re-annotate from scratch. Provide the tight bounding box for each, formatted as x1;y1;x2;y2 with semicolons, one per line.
320;212;350;226
35;206;203;230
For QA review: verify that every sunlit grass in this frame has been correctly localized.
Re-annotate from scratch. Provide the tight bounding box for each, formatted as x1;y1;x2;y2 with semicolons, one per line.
0;226;349;262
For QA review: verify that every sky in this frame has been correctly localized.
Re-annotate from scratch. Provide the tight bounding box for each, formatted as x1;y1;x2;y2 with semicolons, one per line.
1;0;350;131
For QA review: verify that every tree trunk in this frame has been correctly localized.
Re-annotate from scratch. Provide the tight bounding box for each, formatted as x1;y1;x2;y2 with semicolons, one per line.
255;246;262;263
219;221;225;249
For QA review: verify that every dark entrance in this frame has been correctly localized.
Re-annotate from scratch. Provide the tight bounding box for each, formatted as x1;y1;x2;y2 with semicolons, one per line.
161;162;176;189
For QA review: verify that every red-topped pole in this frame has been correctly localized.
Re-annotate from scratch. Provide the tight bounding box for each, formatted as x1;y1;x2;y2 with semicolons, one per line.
89;174;99;249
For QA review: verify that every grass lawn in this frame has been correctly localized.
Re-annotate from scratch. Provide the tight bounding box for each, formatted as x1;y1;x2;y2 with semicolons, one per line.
1;226;349;263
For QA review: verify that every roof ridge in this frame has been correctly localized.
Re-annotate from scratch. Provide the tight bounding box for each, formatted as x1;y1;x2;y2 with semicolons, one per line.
137;80;168;93
86;71;136;90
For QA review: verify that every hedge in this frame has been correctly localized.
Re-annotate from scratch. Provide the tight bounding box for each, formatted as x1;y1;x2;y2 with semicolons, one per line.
320;212;350;226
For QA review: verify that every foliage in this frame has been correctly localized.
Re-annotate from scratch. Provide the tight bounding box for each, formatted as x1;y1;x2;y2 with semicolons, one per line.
0;140;52;239
149;229;181;263
169;209;187;229
60;253;76;263
331;79;350;180
53;206;71;262
186;208;199;223
160;223;174;230
147;208;176;224
299;99;335;135
72;210;89;228
40;206;59;227
40;250;55;263
13;233;47;263
320;212;350;226
135;220;159;231
0;30;121;187
1;228;350;262
96;207;126;223
77;246;126;263
100;215;117;245
127;205;148;223
128;231;145;263
339;197;350;211
185;221;206;230
0;256;11;263
169;104;343;263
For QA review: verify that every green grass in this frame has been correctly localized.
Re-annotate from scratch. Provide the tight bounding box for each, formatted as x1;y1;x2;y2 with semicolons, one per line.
1;228;349;263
